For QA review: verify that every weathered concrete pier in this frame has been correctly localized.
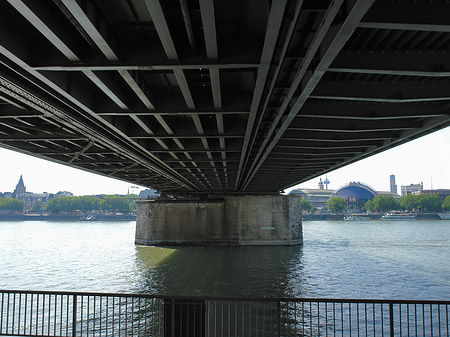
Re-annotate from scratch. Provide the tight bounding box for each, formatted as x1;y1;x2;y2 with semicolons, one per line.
135;195;302;246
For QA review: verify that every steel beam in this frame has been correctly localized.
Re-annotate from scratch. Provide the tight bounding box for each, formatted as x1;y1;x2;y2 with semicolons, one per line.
241;0;376;190
34;63;258;71
199;0;227;185
236;0;288;189
331;50;450;73
96;110;249;116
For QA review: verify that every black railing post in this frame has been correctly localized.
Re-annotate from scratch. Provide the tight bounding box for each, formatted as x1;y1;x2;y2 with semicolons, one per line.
1;290;449;337
389;302;394;337
172;299;175;337
72;295;77;337
277;301;281;337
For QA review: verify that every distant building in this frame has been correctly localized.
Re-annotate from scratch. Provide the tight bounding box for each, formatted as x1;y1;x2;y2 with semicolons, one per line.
332;181;378;209
378;190;401;199
421;189;450;202
401;183;423;196
9;175;63;211
390;174;397;195
13;175;34;210
0;192;13;198
289;188;334;208
55;191;73;197
318;178;324;190
290;180;394;210
32;192;51;209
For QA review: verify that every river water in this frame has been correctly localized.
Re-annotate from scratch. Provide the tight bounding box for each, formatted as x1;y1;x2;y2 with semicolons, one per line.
0;220;449;300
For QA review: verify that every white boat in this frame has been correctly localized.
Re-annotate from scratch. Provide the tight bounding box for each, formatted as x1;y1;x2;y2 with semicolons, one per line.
343;215;370;221
381;213;415;220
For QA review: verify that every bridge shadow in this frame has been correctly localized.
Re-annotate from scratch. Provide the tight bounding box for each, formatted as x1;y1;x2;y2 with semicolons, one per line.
133;245;307;298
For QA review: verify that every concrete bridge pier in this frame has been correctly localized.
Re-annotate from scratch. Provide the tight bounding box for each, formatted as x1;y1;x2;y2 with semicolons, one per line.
135;195;302;246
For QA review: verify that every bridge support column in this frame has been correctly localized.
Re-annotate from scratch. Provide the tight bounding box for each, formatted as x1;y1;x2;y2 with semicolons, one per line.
135;195;302;246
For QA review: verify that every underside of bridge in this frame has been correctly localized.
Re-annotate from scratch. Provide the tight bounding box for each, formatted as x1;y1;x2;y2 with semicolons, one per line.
0;0;449;197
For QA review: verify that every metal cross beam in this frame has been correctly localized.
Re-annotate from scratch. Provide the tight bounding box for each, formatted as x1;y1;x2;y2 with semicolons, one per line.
0;0;449;195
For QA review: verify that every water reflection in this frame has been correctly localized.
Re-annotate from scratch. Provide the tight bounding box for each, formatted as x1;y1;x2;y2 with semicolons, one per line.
133;245;306;298
3;220;447;300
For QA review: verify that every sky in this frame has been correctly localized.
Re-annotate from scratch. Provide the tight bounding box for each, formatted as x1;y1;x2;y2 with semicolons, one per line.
0;126;449;196
286;125;450;193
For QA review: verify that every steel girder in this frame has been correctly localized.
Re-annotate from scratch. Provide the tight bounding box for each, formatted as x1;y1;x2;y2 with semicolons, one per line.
0;0;449;195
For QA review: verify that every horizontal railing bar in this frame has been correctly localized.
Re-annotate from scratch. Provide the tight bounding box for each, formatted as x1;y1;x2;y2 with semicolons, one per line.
1;290;449;305
1;290;448;337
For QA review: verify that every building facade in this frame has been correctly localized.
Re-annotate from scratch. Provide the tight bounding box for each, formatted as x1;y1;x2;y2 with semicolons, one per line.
401;183;423;196
421;189;450;202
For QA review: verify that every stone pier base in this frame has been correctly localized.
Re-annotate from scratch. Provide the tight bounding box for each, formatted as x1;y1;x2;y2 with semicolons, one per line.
135;195;302;246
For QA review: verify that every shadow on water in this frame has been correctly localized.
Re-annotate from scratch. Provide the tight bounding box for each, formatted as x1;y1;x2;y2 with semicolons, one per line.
133;245;307;298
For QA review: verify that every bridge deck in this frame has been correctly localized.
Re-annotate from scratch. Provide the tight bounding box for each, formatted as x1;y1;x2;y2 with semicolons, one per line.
0;0;449;194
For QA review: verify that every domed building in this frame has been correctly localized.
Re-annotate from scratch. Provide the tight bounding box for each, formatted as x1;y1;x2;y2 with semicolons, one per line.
289;178;398;211
331;181;377;208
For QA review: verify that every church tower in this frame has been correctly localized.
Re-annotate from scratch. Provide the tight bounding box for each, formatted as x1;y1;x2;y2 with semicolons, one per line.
14;175;26;198
13;175;33;210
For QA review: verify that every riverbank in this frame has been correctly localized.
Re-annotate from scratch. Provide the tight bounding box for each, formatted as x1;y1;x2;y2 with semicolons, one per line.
302;213;447;220
0;213;136;221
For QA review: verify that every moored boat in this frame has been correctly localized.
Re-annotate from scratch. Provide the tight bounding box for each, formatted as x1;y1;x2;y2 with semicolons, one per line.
381;213;415;220
343;215;370;221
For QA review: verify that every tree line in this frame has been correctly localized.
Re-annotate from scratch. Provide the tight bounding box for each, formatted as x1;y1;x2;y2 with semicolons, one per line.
0;195;139;213
0;198;24;212
298;194;450;214
3;193;450;214
322;194;450;213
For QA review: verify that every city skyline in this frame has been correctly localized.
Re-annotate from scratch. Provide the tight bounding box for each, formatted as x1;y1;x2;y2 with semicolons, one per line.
1;126;449;196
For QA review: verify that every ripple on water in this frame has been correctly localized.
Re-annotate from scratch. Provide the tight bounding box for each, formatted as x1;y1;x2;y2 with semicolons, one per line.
1;220;449;299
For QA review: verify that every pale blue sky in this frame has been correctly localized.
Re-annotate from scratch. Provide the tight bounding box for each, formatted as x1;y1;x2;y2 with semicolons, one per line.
1;126;449;196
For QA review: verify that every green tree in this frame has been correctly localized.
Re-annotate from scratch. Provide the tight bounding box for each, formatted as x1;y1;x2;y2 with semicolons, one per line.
300;197;313;212
31;201;43;212
100;195;132;212
47;195;103;213
418;194;442;212
124;194;139;211
46;195;137;213
78;196;101;212
443;195;450;211
47;197;62;213
46;196;76;213
364;200;374;212
0;198;24;212
327;197;347;213
400;194;418;211
61;196;77;212
371;195;400;212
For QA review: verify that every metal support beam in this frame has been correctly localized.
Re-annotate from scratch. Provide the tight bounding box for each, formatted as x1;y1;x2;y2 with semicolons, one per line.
200;0;227;186
34;63;258;71
241;0;376;190
144;0;221;189
235;0;288;189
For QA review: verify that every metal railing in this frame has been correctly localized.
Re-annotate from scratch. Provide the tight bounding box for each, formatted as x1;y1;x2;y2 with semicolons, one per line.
1;290;449;336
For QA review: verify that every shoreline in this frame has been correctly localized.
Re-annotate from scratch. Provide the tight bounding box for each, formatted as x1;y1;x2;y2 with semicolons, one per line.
302;213;447;221
0;213;136;221
1;213;447;222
